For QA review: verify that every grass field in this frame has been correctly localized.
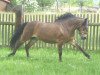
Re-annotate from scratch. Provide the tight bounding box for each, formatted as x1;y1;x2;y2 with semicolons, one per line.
0;47;100;75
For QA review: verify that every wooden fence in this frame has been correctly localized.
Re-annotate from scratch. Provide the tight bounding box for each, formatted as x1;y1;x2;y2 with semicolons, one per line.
0;12;100;50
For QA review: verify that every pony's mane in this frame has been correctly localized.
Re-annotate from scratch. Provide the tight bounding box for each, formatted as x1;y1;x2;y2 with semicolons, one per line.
55;13;76;21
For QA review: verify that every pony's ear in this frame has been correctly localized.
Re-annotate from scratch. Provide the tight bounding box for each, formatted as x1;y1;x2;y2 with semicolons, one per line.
85;18;88;21
83;18;88;27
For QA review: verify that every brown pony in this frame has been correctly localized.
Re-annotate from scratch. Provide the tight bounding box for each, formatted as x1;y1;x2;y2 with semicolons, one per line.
8;13;90;61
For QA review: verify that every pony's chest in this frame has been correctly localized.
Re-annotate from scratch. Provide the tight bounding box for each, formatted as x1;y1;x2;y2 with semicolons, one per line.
57;31;75;42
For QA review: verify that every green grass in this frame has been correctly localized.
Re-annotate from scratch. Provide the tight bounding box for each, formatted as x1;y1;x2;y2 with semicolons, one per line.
0;47;100;75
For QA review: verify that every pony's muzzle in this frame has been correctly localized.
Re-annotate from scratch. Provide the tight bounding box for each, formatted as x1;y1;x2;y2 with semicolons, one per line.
81;34;87;40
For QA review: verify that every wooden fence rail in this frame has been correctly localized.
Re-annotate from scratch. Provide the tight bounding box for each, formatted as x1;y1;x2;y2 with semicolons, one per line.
0;12;100;50
24;13;100;23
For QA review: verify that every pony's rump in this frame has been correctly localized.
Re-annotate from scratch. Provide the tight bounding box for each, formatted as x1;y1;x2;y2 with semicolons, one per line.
10;22;28;49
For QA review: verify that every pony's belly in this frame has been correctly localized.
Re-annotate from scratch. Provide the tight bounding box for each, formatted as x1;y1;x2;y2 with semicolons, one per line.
38;37;57;44
43;40;56;44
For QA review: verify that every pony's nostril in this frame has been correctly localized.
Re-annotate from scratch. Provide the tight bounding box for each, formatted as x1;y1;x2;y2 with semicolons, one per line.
84;37;86;39
81;36;87;40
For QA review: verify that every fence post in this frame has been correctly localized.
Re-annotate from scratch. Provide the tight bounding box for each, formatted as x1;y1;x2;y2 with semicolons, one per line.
14;5;24;30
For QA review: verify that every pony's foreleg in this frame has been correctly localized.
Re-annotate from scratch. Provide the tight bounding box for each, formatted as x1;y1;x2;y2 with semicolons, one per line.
57;42;63;62
25;38;37;57
70;40;90;59
8;40;23;57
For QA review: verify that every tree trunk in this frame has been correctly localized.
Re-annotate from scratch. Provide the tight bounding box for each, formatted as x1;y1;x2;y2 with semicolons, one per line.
56;0;59;12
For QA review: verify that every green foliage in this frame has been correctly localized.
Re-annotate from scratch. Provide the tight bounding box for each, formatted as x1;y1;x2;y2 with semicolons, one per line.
10;0;39;12
85;0;93;6
61;0;68;3
10;0;17;5
24;0;39;12
10;0;94;12
78;0;84;7
37;0;54;7
61;0;93;6
65;0;78;6
37;0;55;10
98;1;100;7
76;0;93;6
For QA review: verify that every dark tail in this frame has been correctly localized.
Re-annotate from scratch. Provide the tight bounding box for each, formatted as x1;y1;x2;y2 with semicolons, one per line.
10;22;28;49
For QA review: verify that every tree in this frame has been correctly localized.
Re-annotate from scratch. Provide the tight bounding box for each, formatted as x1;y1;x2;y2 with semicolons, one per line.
55;0;61;12
83;0;93;7
61;0;68;3
78;0;84;12
24;0;39;12
11;0;39;12
36;0;55;10
10;0;17;5
77;0;93;12
99;1;100;8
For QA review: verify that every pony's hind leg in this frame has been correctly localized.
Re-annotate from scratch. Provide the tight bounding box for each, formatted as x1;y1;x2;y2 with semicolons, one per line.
25;37;37;57
8;40;24;57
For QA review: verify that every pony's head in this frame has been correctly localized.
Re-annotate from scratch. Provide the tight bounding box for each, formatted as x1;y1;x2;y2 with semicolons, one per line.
77;18;88;40
11;5;23;12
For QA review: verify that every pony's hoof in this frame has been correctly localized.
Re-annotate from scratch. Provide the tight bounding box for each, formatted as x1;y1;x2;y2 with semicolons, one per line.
86;54;90;59
59;59;62;62
8;53;15;57
8;54;11;57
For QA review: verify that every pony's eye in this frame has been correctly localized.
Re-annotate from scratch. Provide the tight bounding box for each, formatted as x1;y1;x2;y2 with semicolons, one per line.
82;28;85;31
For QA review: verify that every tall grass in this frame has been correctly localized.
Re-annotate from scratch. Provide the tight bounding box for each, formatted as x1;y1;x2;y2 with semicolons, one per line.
0;47;100;75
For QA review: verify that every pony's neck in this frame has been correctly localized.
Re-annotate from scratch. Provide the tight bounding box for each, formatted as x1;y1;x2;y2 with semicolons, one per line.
62;19;83;35
70;19;84;33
